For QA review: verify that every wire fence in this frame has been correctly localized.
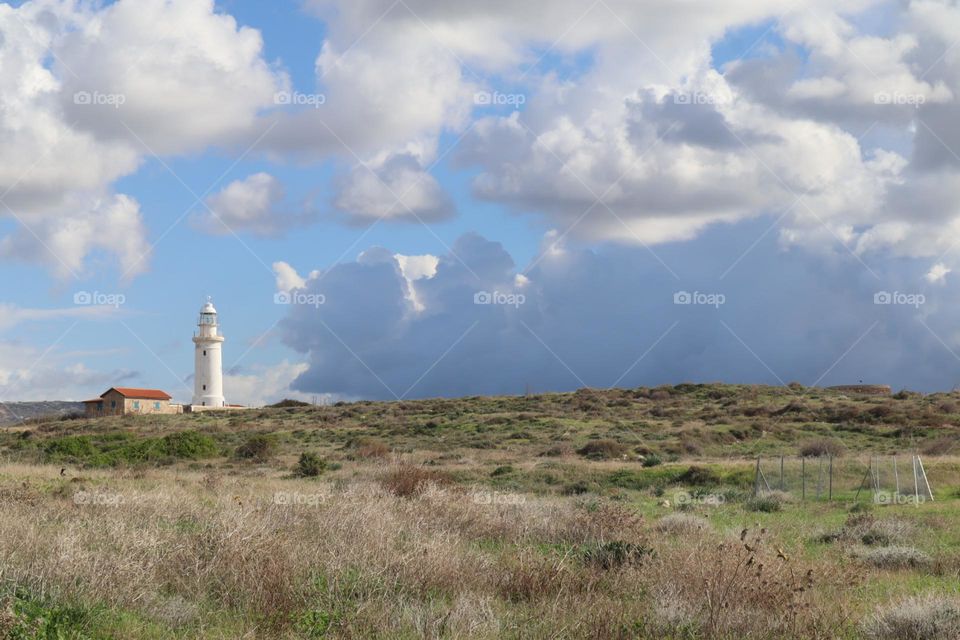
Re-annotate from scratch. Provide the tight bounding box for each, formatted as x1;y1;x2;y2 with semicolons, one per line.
753;455;934;503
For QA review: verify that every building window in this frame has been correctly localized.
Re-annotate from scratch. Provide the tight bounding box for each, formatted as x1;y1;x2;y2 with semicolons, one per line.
202;402;205;406
111;400;116;408
97;402;103;411
154;402;161;410
133;400;140;410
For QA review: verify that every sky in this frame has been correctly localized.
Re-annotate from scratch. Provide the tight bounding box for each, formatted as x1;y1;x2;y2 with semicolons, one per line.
3;0;960;405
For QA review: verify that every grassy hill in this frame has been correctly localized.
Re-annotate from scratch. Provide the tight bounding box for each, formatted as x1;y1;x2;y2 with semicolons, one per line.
1;383;959;638
4;383;958;470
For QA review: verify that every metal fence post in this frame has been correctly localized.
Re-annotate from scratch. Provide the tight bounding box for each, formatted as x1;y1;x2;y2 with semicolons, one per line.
828;455;833;501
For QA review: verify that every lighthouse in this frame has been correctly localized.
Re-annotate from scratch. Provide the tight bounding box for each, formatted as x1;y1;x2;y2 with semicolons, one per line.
192;298;225;408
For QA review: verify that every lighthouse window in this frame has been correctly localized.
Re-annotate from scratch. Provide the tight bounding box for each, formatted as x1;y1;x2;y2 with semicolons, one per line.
203;350;207;356
202;384;206;391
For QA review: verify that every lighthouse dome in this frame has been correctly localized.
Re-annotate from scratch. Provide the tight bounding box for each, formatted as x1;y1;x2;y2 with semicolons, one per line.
201;300;217;314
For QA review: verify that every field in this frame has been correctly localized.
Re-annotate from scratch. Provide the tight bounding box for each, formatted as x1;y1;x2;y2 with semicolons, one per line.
1;383;959;639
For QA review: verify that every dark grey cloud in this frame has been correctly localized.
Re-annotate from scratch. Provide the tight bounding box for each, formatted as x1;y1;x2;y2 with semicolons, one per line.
279;227;960;399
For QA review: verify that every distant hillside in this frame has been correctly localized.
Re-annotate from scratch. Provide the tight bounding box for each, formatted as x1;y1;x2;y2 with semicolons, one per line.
7;383;960;466
0;401;84;426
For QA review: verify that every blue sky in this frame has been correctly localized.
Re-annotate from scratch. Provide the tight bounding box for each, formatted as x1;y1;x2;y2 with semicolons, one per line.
3;0;960;404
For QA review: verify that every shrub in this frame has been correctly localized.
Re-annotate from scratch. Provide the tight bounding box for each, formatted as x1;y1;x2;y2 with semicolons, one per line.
294;452;327;478
161;431;219;459
539;444;573;457
745;491;791;513
642;454;663;467
654;513;709;535
561;481;589;496
853;517;914;547
380;465;452;497
862;594;960;640
581;541;653;570
234;435;275;462
577;439;627;460
854;545;932;570
923;436;958;456
352;437;390;459
268;399;311;408
799;438;846;457
677;465;720;487
43;436;97;461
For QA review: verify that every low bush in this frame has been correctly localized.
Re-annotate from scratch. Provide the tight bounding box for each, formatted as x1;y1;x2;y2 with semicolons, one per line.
268;399;311;408
561;481;589;496
799;438;846;457
294;452;327;478
745;491;792;513
676;465;720;486
654;513;709;535
854;545;932;570
862;594;960;640
380;465;452;497
577;439;627;460
642;454;663;467
581;541;653;570
539;444;573;457
352;437;390;459
234;434;275;462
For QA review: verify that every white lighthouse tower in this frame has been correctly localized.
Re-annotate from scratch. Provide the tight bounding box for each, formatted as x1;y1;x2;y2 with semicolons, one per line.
192;297;225;408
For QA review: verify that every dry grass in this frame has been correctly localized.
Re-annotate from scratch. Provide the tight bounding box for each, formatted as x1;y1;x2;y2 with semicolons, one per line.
0;456;953;639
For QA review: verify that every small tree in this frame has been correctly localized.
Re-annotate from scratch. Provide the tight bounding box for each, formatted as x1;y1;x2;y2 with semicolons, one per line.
234;434;275;462
295;452;326;477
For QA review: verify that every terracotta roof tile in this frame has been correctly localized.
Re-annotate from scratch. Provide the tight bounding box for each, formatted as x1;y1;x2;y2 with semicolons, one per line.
103;387;172;400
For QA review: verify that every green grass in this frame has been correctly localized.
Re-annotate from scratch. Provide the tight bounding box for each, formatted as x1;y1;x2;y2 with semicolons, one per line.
29;430;219;467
